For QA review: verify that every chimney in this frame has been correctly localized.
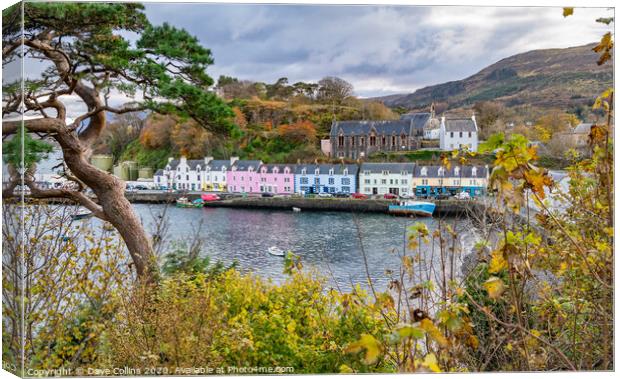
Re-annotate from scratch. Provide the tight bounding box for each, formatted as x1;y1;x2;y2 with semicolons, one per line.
230;156;239;166
180;156;187;164
430;102;435;119
204;156;213;165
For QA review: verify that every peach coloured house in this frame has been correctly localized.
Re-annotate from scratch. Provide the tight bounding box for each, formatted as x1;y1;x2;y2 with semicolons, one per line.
257;164;295;194
226;160;262;194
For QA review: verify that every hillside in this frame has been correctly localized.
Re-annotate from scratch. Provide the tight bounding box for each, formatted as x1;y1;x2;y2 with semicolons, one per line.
374;43;613;111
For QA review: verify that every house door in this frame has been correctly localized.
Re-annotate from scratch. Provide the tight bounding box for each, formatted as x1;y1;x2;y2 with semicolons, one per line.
372;187;378;195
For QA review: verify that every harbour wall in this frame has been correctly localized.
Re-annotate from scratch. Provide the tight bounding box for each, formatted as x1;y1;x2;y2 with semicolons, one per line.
123;191;486;218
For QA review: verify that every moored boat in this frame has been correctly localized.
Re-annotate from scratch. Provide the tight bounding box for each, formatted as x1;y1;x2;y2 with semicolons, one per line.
176;197;204;208
388;201;435;217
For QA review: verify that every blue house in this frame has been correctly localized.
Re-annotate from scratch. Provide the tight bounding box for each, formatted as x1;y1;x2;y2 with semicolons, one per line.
293;164;358;195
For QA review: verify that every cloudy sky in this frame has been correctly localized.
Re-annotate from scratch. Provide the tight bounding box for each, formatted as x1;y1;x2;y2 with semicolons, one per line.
144;4;611;97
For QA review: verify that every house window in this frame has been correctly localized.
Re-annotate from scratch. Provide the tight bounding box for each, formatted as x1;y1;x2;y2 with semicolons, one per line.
342;186;350;193
364;179;370;184
459;131;463;138
351;136;355;147
422;179;428;185
284;177;290;183
401;179;407;185
381;179;387;185
382;136;386;145
361;137;365;145
382;170;389;175
315;168;320;175
420;167;427;176
261;178;266;182
186;175;189;180
328;178;335;185
342;178;350;185
453;180;460;185
197;175;201;181
455;167;460;176
370;135;376;146
363;170;370;175
338;135;344;147
300;177;309;184
439;179;443;185
401;134;407;145
469;132;472;138
343;169;348;175
391;136;396;146
301;168;307;175
472;167;477;176
329;169;334;176
314;178;320;185
450;132;454;138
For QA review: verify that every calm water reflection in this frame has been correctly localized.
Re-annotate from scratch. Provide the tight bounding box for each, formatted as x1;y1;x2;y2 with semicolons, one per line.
134;204;479;290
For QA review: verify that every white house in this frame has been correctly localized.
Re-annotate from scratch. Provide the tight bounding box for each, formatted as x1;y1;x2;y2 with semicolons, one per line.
154;156;239;191
358;162;415;196
439;115;478;152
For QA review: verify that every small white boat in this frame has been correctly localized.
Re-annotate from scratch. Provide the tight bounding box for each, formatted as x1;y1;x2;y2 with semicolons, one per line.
267;246;286;257
292;207;301;212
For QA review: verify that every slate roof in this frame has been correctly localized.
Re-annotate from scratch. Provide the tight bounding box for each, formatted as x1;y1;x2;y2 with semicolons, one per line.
166;159;180;170
260;164;295;173
359;162;416;174
444;118;477;132
400;112;433;130
232;160;262;171
413;165;488;178
187;159;204;170
294;164;358;175
330;119;420;137
154;169;164;176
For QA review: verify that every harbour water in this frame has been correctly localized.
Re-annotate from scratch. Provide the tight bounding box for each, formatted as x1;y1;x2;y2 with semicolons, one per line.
133;204;481;290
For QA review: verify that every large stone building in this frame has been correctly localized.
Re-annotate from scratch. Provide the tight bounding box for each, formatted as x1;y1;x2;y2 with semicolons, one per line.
329;116;433;159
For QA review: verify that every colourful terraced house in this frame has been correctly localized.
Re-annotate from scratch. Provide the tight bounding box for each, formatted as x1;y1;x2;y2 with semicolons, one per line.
226;160;263;194
257;164;296;194
293;164;358;195
412;165;489;197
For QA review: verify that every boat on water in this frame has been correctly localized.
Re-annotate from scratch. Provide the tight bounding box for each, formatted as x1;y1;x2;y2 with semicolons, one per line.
292;207;301;212
388;201;435;217
267;246;286;257
176;197;204;208
71;212;93;221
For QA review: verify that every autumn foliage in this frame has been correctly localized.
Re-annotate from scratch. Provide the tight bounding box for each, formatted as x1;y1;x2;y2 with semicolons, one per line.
277;120;317;144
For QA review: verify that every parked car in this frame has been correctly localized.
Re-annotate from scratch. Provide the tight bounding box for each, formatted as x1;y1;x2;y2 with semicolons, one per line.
261;192;274;198
134;184;148;190
352;193;368;199
436;193;451;200
399;193;414;199
383;193;398;199
455;191;471;200
333;192;349;198
201;193;220;201
318;192;333;198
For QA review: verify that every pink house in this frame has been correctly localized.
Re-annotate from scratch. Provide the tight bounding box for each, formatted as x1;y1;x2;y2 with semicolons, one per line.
258;164;295;194
226;160;262;194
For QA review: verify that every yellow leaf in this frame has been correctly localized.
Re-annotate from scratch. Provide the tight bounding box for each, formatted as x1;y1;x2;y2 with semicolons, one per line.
562;7;573;17
345;334;381;365
488;250;508;274
339;364;354;373
484;276;505;300
420;318;448;348
423;353;441;372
